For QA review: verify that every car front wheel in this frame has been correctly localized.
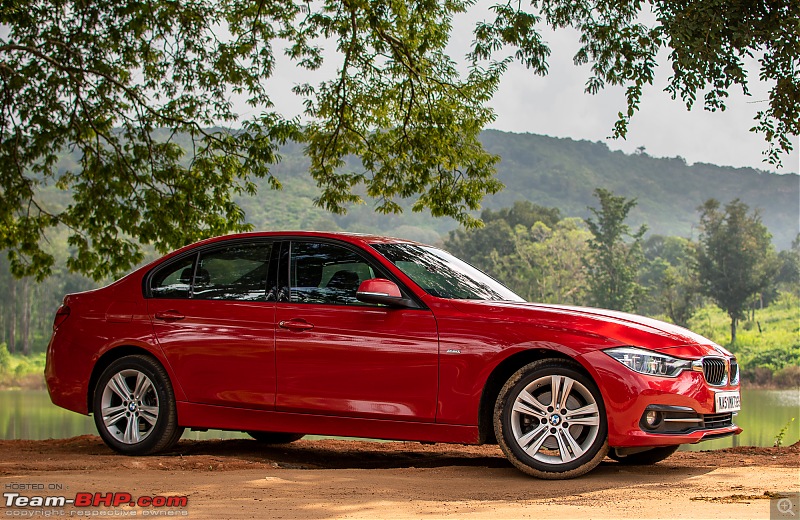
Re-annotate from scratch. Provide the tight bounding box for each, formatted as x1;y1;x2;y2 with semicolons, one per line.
494;359;609;479
92;355;183;455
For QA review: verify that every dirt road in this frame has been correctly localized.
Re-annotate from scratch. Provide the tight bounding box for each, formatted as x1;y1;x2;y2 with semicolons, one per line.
1;436;798;519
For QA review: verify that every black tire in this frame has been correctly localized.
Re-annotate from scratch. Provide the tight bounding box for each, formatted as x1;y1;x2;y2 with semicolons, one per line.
494;359;609;479
92;355;183;455
609;445;679;465
246;431;305;444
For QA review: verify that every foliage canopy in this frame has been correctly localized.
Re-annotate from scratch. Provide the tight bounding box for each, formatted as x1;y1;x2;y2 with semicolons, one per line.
1;0;797;279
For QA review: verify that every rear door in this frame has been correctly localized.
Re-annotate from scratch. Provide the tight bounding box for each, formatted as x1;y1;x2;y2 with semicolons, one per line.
146;240;278;410
274;240;440;421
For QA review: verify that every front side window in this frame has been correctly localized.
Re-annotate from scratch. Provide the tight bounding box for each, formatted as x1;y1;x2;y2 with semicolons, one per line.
289;242;379;305
372;243;524;301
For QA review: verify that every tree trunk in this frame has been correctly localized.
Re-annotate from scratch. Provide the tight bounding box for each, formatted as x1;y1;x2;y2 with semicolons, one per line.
8;279;16;354
730;317;737;345
21;277;30;356
0;300;5;345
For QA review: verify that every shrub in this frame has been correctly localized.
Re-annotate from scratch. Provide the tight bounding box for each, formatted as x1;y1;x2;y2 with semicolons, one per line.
774;366;800;388
741;344;800;372
741;366;774;387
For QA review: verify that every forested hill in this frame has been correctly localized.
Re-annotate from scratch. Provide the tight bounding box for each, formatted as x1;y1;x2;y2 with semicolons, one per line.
244;130;799;249
479;130;798;248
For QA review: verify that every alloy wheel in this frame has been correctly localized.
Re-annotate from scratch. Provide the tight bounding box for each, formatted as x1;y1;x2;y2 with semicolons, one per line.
100;369;160;445
509;374;601;465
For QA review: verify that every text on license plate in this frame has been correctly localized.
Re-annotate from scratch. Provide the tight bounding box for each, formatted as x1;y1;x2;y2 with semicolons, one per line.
715;391;741;413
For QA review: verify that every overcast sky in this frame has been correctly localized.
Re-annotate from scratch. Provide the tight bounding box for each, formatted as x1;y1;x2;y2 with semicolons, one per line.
260;9;799;175
481;28;800;175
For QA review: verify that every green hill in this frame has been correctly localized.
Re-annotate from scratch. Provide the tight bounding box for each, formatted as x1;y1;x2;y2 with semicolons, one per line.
241;130;799;249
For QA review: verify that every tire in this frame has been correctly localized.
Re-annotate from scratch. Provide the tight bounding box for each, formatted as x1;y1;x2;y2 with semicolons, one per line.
92;355;184;455
247;431;305;444
494;359;609;479
609;445;679;465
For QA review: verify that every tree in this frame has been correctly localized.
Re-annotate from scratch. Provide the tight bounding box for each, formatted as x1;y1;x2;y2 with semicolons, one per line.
584;189;646;312
695;199;779;343
444;203;590;304
1;0;797;280
524;218;591;305
775;234;800;297
638;235;700;327
445;201;561;274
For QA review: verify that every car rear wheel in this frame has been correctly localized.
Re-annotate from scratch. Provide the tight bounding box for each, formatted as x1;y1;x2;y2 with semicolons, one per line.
92;355;183;455
609;445;680;465
246;431;305;444
494;359;609;479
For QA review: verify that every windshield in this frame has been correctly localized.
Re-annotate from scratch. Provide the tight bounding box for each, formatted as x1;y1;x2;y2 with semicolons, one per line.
372;243;524;302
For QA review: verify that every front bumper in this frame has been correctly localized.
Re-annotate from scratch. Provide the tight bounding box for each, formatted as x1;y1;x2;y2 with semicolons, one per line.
578;350;743;448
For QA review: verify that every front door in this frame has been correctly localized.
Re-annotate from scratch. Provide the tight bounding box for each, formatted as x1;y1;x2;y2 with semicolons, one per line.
274;240;439;421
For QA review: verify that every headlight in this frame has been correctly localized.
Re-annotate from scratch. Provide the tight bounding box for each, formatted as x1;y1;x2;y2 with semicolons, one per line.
604;347;693;378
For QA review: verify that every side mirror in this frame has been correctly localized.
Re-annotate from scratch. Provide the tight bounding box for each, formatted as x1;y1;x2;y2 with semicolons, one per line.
356;278;418;308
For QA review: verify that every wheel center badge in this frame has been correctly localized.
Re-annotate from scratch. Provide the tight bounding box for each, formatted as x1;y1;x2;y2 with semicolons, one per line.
550;414;561;426
128;402;137;412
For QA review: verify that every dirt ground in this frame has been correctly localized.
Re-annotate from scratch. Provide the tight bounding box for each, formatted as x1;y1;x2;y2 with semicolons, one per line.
1;436;798;519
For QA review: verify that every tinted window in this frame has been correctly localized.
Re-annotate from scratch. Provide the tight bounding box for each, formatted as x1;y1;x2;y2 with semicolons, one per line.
372;243;524;301
290;242;378;305
150;257;196;299
193;243;272;301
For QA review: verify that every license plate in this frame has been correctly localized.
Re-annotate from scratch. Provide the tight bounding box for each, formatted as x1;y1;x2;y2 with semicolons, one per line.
715;390;741;412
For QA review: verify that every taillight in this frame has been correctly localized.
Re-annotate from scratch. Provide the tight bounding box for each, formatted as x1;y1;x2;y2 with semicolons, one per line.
53;305;70;331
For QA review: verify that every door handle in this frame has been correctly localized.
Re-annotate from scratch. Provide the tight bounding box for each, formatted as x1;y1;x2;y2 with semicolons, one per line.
154;310;185;322
279;319;314;332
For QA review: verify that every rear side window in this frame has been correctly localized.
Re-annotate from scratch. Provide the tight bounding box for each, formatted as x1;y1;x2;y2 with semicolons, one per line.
148;242;273;301
150;257;196;299
194;243;272;301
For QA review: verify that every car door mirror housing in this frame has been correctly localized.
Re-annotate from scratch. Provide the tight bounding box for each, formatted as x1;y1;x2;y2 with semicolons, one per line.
356;279;418;308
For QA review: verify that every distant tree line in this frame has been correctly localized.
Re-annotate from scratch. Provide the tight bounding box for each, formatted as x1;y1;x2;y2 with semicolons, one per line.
446;194;798;343
0;248;95;355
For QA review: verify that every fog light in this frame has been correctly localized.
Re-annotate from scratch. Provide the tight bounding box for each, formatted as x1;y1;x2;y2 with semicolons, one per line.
645;410;661;428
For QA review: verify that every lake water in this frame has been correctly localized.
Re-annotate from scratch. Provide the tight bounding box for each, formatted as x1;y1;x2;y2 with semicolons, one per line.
1;389;798;449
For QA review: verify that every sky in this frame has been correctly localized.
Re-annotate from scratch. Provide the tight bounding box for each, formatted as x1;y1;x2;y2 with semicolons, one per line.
258;7;799;176
480;28;800;175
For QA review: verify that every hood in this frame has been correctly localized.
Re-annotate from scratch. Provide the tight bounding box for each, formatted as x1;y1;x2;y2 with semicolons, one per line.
448;300;731;355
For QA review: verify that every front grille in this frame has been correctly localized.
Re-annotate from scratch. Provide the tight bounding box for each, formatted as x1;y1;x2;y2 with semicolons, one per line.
703;357;727;385
702;413;733;429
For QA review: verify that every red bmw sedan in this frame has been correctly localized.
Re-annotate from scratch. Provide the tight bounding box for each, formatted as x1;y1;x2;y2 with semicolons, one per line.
45;231;741;479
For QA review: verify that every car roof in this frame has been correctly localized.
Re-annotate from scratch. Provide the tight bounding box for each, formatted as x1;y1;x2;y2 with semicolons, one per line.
154;231;425;264
203;230;422;245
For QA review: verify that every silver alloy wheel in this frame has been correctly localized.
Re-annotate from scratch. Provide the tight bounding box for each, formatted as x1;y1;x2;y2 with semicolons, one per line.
510;374;601;465
100;369;159;444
